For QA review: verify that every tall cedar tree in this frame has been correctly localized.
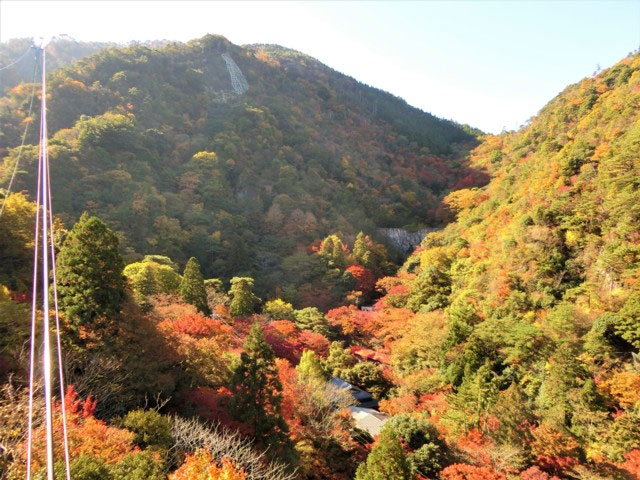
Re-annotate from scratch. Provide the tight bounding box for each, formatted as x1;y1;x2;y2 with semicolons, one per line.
130;263;156;313
179;257;210;316
355;430;415;480
353;232;368;265
229;323;290;454
228;277;256;318
56;213;125;330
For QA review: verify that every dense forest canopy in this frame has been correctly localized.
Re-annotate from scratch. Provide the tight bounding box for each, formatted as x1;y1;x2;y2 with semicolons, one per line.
1;33;639;480
0;34;485;298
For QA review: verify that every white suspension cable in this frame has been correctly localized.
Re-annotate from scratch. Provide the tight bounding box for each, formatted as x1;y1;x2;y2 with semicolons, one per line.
47;133;72;480
25;106;43;480
26;45;72;480
39;46;55;480
0;45;33;72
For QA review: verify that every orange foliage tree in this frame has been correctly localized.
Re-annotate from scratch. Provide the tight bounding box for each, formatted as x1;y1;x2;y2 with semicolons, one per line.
262;320;303;363
25;386;136;474
604;371;640;408
172;313;233;338
620;449;640;479
519;466;561;480
345;264;377;297
440;464;507;480
298;330;330;357
169;449;247;480
327;305;372;339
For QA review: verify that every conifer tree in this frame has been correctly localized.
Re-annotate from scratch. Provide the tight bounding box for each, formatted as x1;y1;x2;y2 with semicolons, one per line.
263;298;295;321
229;323;290;453
352;231;392;274
617;292;640;349
319;234;348;269
353;232;368;265
446;360;499;432
293;307;331;336
355;430;415;480
56;213;125;330
297;350;327;384
179;257;210;316
490;383;533;448
130;263;156;313
228;277;257;318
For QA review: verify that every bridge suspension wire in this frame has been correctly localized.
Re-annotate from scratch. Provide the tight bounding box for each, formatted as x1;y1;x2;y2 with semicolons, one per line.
0;45;34;72
26;46;72;480
0;53;38;218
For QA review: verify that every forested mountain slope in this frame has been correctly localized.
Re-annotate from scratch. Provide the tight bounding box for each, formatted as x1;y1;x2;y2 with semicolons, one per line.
0;34;484;295
400;51;640;318
345;51;640;478
0;37;114;92
1;36;640;480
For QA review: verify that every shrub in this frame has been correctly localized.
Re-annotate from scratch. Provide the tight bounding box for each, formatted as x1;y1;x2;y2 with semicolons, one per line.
119;409;173;450
111;451;165;480
263;299;296;321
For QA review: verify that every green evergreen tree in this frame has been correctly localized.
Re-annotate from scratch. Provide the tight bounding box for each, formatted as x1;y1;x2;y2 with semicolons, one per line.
352;231;392;274
56;213;125;330
353;232;368;264
228;277;257;318
446;360;499;433
536;341;585;428
616;292;640;349
229;323;290;453
406;265;451;312
263;298;295;320
110;451;165;480
297;349;327;384
118;409;173;450
178;257;209;315
382;414;446;478
40;455;113;480
490;383;533;448
129;263;156;313
355;430;415;480
319;234;348;269
324;341;357;378
293;307;331;336
345;362;392;399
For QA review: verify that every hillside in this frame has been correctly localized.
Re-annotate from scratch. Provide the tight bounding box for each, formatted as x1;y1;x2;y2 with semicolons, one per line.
0;36;113;92
0;36;173;93
1;37;640;480
0;34;484;296
338;52;640;477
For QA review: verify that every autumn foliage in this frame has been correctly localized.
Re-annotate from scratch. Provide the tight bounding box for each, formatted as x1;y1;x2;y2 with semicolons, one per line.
440;464;506;480
169;449;247;480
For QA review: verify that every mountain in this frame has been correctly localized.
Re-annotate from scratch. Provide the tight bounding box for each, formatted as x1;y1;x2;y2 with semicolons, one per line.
0;36;173;93
397;51;640;318
0;34;485;296
0;36;113;93
353;51;640;476
1;35;639;480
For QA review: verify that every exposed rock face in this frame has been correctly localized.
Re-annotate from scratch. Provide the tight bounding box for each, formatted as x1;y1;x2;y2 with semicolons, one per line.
221;53;248;94
378;227;437;254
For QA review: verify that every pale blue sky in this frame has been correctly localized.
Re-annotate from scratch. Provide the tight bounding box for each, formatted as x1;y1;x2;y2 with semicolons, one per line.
1;1;638;133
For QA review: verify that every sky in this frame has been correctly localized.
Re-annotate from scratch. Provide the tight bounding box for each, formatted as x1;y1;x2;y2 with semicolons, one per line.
0;0;638;134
